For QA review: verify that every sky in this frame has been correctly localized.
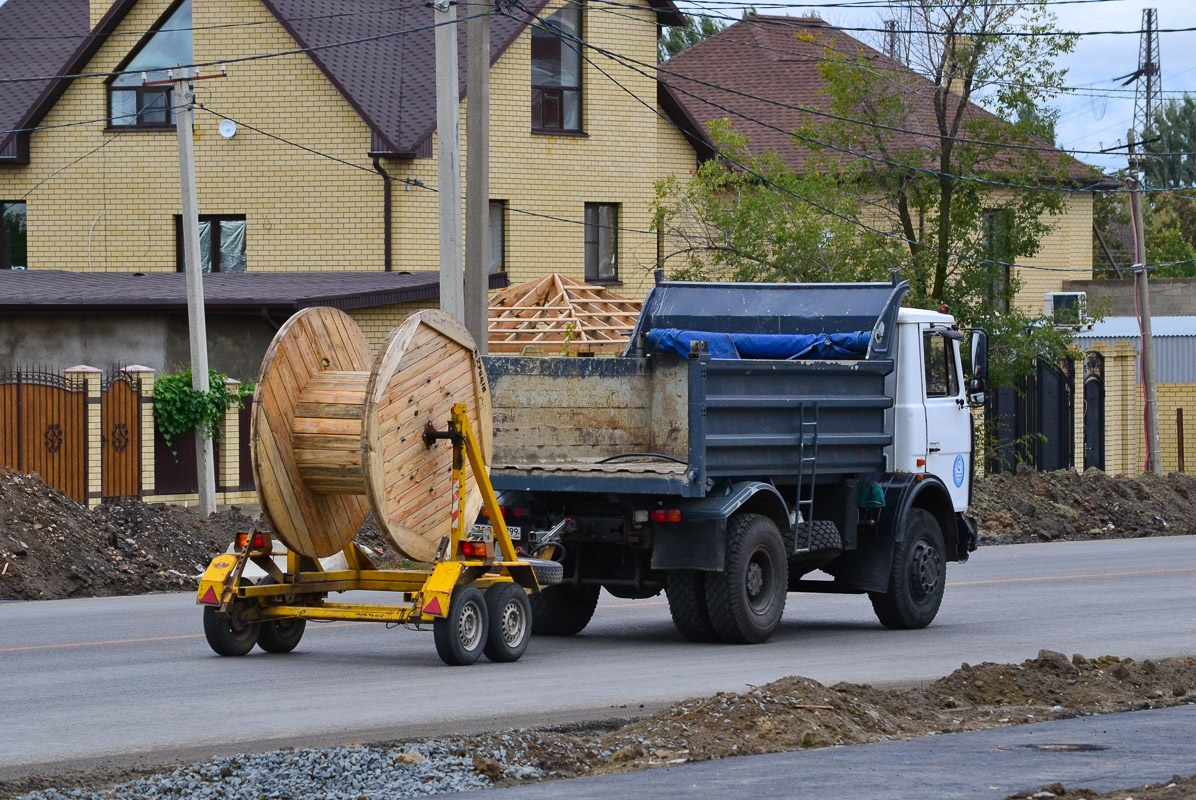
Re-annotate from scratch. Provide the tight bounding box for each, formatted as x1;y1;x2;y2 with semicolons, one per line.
678;0;1196;174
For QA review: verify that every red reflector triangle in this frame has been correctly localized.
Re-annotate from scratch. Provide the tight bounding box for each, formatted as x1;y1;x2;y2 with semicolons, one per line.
199;586;219;605
424;596;443;616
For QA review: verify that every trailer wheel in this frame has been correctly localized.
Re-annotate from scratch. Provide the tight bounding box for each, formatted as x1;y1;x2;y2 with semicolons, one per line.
203;605;260;657
483;583;532;663
666;570;720;643
529;584;600;636
434;586;489;666
704;514;787;644
869;509;946;630
255;577;306;654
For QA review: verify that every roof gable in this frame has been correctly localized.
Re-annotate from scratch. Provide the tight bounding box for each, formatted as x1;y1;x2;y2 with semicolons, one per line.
0;0;89;161
2;0;686;162
662;15;1100;184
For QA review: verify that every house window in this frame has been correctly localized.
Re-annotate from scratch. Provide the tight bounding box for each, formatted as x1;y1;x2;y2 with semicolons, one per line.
585;203;618;282
923;332;959;398
489;200;506;273
175;215;246;273
983;208;1013;312
531;2;582;133
108;0;192;129
1;201;26;270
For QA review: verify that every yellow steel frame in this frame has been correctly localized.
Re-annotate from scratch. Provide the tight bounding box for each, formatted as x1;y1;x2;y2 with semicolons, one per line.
197;404;538;626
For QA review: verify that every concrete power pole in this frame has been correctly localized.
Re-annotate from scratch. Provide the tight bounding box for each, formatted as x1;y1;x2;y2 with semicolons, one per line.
1127;129;1162;476
464;3;490;353
171;70;217;515
434;0;465;322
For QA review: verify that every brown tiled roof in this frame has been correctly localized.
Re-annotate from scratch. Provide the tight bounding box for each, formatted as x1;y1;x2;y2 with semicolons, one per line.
661;15;1106;186
0;269;507;313
1;0;685;162
0;0;89;162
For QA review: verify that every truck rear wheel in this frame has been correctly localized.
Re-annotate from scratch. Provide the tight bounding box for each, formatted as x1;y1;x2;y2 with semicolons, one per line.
529;584;600;636
869;508;946;630
666;570;720;642
705;513;788;644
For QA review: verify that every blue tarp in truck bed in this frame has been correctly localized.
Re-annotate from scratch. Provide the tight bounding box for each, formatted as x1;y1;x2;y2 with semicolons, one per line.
646;329;870;360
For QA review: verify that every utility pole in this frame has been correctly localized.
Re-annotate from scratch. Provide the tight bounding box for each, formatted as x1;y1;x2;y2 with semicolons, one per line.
464;1;490;353
434;0;464;322
171;68;217;515
1127;129;1162;476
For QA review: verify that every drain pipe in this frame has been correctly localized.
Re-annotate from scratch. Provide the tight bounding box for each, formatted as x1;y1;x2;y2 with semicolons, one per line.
88;213;104;272
373;157;393;272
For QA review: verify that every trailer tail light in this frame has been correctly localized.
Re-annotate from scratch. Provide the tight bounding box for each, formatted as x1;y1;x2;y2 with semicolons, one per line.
461;541;490;559
650;509;682;523
236;531;271;553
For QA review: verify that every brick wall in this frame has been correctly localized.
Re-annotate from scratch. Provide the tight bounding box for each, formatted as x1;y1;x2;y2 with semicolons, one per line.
1;0;696;304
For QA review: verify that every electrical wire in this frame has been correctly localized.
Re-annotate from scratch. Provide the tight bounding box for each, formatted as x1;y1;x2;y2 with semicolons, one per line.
506;0;1194;275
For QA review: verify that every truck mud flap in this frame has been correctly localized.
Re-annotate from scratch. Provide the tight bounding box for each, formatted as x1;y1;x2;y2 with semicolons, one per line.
651;519;725;571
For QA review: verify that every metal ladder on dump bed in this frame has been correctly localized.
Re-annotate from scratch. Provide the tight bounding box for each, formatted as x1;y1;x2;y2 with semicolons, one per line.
793;403;820;552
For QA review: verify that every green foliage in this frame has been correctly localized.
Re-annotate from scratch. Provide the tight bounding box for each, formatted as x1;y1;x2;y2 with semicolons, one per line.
1144;94;1196;189
653;1;1084;386
153;368;250;453
658;14;726;62
1092;188;1196;275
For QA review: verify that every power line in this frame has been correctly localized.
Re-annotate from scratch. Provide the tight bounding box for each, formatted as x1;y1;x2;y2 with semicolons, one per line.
0;12;490;86
506;1;1172;275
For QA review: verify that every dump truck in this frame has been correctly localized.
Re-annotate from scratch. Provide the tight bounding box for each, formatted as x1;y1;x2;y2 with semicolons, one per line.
477;275;987;644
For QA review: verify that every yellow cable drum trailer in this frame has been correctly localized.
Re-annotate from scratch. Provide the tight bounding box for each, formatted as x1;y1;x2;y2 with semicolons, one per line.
196;308;562;665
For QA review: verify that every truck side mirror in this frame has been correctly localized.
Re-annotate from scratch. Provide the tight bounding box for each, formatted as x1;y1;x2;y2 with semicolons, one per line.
967;329;988;408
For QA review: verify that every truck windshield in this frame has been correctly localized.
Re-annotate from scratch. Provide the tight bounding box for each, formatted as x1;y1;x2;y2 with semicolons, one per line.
923;332;959;397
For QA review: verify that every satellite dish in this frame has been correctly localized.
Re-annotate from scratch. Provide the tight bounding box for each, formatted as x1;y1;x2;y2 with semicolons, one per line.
218;119;237;138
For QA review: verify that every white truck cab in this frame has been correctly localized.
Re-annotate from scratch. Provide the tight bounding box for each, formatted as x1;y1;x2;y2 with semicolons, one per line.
893;308;983;512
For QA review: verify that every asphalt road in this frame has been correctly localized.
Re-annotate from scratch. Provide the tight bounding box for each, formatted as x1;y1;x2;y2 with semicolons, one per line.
2;536;1195;780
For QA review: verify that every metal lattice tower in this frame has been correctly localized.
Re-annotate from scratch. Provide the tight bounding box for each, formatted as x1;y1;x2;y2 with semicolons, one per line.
1129;9;1163;143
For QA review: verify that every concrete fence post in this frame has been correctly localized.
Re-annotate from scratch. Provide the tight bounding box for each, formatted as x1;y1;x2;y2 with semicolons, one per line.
65;365;102;508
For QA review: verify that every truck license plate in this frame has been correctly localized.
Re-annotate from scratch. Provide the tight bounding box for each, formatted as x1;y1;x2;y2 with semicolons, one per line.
469;524;521;541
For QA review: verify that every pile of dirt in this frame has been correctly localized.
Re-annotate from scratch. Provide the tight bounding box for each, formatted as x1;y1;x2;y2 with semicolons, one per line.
973;469;1196;544
1008;775;1196;800
461;651;1196;782
0;467;261;601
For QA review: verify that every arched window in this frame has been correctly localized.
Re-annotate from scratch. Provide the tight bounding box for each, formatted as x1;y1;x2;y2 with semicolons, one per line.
107;0;192;128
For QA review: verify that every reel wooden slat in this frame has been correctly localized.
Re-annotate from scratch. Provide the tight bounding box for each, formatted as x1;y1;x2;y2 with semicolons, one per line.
252;307;492;560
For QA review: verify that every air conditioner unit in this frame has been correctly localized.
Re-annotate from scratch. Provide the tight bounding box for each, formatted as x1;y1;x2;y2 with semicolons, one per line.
1044;291;1086;323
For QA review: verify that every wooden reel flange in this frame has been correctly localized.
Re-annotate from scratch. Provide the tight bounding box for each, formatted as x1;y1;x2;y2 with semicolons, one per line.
252;307;492;561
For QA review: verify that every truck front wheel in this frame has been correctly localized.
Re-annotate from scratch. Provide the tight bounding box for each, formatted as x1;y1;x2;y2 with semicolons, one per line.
869;508;946;630
704;513;788;644
529;584;600;636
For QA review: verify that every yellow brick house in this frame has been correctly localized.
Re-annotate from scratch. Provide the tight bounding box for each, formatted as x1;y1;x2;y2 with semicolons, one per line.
0;0;702;376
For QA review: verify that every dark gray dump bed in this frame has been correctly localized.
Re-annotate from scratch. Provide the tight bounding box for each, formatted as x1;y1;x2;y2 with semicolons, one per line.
487;279;908;498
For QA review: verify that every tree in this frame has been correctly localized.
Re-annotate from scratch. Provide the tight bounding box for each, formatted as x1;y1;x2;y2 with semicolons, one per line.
659;15;727;62
654;2;1082;385
1144;95;1196;189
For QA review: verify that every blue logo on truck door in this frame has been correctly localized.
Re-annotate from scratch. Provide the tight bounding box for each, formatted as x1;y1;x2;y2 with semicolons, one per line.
953;455;965;487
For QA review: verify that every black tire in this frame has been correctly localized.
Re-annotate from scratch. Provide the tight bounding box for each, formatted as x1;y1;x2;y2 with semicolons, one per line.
666;570;720;642
704;513;788;644
203;605;260;657
255;576;306;654
434;585;489;666
529;584;600;636
483;583;533;663
869;508;946;630
524;557;565;587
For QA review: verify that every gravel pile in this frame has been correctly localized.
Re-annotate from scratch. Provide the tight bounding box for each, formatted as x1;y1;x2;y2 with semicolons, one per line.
18;741;543;800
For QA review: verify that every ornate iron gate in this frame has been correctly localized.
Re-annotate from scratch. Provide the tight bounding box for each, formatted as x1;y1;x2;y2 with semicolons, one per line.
1083;351;1105;471
101;372;142;497
0;369;89;500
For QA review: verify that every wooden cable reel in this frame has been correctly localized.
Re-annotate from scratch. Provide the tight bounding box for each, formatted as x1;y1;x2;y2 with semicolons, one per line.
252;307;493;561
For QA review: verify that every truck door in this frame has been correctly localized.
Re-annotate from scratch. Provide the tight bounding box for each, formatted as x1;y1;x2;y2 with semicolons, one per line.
921;327;970;511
